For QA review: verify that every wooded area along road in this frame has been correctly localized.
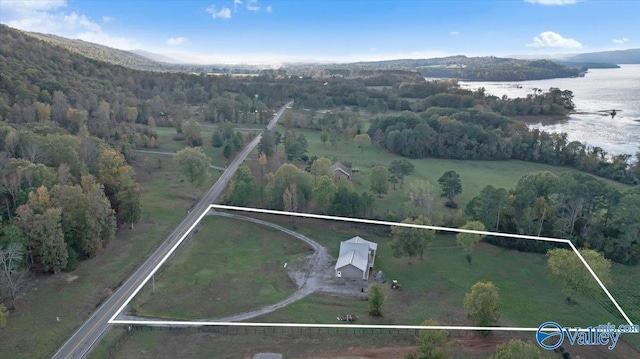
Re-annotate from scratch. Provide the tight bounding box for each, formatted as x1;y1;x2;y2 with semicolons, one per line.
51;100;293;359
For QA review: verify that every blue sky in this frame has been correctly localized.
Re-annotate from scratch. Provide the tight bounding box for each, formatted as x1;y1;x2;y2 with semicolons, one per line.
1;0;638;64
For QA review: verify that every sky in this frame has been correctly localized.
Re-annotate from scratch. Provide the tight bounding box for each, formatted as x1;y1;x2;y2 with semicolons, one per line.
1;0;639;65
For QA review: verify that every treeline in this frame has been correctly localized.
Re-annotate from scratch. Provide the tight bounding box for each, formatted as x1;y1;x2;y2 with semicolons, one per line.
0;123;141;273
0;25;290;140
367;109;640;184
466;171;640;265
225;159;374;219
418;59;584;81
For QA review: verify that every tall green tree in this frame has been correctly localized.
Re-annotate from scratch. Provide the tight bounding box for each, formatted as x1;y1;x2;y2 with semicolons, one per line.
226;165;262;207
456;221;487;264
370;165;390;197
175;146;210;194
182;119;203;146
612;192;640;264
389;159;414;188
310;157;333;185
438;170;462;208
265;163;313;210
16;205;67;273
353;133;371;153
211;129;223;147
407;319;451;359
368;284;386;317
547;248;611;301
391;216;435;263
464;281;501;330
116;183;143;229
465;185;509;232
258;129;275;157
313;175;337;214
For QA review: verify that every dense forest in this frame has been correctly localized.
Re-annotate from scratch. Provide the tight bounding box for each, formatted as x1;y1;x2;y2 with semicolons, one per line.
466;172;640;265
417;58;585;81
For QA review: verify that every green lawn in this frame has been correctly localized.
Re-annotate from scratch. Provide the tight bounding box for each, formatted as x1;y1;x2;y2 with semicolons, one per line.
256;218;623;330
133;216;309;320
280;126;631;217
101;214;639;358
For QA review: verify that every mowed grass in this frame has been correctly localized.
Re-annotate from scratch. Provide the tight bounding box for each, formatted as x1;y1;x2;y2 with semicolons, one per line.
133;216;310;319
255;217;622;330
281;126;631;217
153;125;256;168
104;214;639;358
0;153;210;359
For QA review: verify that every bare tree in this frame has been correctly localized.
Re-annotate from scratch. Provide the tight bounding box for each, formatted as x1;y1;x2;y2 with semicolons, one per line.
0;243;29;309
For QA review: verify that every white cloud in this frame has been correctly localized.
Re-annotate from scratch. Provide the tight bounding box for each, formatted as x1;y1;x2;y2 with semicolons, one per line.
450;31;460;35
369;47;377;52
0;0;67;15
233;0;242;12
102;16;115;23
246;0;260;12
524;0;579;5
527;31;583;49
612;37;630;44
206;5;232;19
266;5;273;13
0;0;141;50
166;37;189;46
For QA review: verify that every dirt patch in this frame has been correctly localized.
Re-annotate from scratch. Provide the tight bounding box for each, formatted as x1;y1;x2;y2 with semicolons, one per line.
66;275;79;283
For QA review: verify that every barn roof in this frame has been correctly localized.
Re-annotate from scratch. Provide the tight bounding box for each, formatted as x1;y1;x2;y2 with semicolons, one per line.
331;162;352;177
335;242;369;272
345;236;378;251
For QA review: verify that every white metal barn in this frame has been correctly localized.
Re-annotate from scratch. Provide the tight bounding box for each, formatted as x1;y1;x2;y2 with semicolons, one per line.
334;236;377;280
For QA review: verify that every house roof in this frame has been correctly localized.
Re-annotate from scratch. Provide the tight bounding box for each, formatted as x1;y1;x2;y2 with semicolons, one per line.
331;162;352;177
345;236;378;251
335;249;369;272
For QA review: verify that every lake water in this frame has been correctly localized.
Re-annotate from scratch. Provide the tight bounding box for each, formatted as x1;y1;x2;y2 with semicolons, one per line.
458;65;640;157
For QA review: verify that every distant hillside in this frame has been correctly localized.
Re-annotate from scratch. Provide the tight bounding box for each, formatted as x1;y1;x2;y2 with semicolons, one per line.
565;49;640;64
131;49;181;64
552;61;620;69
24;31;169;71
417;56;585;81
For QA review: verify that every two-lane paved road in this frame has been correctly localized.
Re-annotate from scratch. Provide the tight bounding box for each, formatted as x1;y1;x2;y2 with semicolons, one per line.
52;100;292;359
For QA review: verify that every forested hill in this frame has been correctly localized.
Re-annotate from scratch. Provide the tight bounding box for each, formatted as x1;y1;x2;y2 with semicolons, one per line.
415;56;585;81
312;56;586;81
0;23;292;274
25;31;168;71
564;48;640;64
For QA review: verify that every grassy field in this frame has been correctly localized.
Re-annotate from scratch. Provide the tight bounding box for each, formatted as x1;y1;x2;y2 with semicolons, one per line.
278;126;631;218
153;126;229;168
252;216;624;329
133;216;309;319
0;152;215;359
102;214;638;358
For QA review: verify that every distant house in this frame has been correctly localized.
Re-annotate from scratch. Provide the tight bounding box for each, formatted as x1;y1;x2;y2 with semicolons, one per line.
331;161;352;180
334;236;377;280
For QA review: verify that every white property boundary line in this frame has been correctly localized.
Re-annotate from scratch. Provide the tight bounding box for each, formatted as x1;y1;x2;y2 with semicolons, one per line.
109;204;635;332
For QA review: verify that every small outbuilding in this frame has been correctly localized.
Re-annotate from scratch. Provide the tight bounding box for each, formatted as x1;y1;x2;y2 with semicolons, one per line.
334;236;377;280
331;162;352;180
